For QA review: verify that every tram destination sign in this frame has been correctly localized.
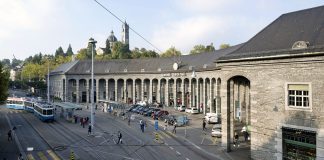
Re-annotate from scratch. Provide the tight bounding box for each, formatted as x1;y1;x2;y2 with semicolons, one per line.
162;73;186;77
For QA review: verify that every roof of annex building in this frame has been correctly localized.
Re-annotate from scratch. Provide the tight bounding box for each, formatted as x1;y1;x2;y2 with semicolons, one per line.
218;5;324;62
50;44;242;75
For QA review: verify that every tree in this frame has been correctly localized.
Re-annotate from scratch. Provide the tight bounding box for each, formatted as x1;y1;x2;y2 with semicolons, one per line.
0;62;9;104
11;58;23;68
104;39;111;54
55;46;65;57
160;46;182;58
190;44;207;55
1;59;11;68
131;48;159;59
76;48;89;60
66;44;74;56
219;43;230;49
206;43;216;52
111;42;130;59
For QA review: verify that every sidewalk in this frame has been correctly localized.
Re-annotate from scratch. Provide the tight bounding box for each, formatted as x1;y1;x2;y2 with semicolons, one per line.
0;107;21;160
146;106;251;160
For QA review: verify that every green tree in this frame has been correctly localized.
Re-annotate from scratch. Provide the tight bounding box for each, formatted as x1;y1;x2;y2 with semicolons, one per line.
131;48;159;59
76;48;89;60
160;46;182;58
206;43;216;52
11;58;23;68
111;42;130;59
104;39;111;54
190;44;207;55
66;44;74;56
219;43;230;49
0;62;9;104
55;46;65;57
1;59;11;68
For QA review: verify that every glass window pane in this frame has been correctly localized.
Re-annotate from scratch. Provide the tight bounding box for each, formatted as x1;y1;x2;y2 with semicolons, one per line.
303;97;309;107
296;91;302;95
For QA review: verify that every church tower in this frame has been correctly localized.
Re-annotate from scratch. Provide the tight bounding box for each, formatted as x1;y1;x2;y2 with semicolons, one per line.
121;21;129;46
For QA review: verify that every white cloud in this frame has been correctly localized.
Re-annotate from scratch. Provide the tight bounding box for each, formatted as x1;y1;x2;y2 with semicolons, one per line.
175;0;237;13
0;0;54;39
152;16;229;54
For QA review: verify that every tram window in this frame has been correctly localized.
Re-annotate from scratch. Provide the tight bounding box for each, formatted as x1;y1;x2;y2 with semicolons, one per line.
47;110;53;115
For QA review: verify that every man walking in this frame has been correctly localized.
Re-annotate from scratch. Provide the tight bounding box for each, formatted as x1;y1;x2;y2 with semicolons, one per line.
202;119;206;130
88;125;92;136
7;130;12;141
117;131;123;144
172;122;177;134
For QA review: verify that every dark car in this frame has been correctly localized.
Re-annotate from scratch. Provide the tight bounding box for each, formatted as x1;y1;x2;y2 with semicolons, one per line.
139;107;150;115
135;106;147;114
143;108;154;116
127;105;138;112
157;110;169;118
131;105;143;113
163;115;176;125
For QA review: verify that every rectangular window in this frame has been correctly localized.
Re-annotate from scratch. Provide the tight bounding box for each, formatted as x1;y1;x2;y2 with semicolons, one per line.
287;84;310;109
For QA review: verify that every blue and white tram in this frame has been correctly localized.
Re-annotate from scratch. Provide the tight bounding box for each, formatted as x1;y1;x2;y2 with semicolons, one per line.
33;102;54;122
6;97;25;110
24;98;35;113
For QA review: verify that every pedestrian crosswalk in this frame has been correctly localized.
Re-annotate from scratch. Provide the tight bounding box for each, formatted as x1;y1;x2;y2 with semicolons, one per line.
26;150;60;160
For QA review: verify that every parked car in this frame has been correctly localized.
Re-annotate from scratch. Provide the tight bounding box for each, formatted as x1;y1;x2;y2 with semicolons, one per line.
127;105;138;112
157;110;169;118
134;106;144;114
139;107;150;115
131;105;142;112
175;115;189;127
185;107;199;114
177;105;186;112
205;113;220;124
143;108;155;116
163;115;177;125
211;124;222;137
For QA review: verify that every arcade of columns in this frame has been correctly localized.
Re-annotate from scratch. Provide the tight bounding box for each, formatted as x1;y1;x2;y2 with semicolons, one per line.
64;77;222;114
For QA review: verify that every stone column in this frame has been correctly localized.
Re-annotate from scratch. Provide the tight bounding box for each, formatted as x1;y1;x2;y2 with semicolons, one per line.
76;79;79;103
124;80;127;103
182;79;185;106
141;80;144;101
189;79;191;108
166;80;169;107
106;79;109;101
149;79;152;103
173;80;177;108
115;79;118;102
209;80;212;113
96;79;99;103
64;79;68;102
157;80;160;103
133;80;136;104
196;80;199;111
86;79;89;103
203;79;206;114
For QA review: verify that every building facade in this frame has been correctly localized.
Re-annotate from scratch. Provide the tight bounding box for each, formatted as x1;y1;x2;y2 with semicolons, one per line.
50;6;324;160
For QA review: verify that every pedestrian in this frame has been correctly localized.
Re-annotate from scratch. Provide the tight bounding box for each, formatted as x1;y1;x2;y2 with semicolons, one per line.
80;117;83;126
234;132;239;147
128;116;131;126
164;123;168;131
172;122;177;134
154;120;159;131
88;125;92;136
202;119;206;130
8;130;12;141
241;126;249;141
87;105;89;109
95;104;97;110
18;153;23;160
140;120;144;132
74;116;78;124
117;131;123;144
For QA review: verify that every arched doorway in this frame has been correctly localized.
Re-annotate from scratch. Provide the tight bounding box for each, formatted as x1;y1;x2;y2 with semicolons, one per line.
226;76;251;152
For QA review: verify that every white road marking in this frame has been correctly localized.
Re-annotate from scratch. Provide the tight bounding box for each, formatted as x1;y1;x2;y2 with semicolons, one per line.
165;143;168;145
176;151;181;155
169;147;174;150
185;158;190;160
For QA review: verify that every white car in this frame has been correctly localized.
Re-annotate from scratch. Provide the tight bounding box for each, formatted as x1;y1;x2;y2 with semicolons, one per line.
185;108;199;114
211;124;222;137
205;113;219;124
177;105;186;112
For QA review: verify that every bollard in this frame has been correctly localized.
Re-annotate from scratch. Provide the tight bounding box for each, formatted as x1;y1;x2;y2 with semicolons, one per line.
70;150;75;160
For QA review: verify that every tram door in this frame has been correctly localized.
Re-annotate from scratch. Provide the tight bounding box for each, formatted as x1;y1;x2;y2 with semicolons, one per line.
282;127;316;160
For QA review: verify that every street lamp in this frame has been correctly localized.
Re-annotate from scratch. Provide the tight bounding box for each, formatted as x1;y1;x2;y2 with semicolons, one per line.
89;37;97;133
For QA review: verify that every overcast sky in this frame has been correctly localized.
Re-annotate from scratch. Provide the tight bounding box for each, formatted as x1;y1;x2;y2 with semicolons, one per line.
0;0;323;60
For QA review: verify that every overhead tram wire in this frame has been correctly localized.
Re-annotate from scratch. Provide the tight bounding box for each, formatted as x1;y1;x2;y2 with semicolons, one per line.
93;0;162;53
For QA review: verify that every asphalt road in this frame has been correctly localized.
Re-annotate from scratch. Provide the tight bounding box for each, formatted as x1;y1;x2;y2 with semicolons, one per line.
4;106;222;160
